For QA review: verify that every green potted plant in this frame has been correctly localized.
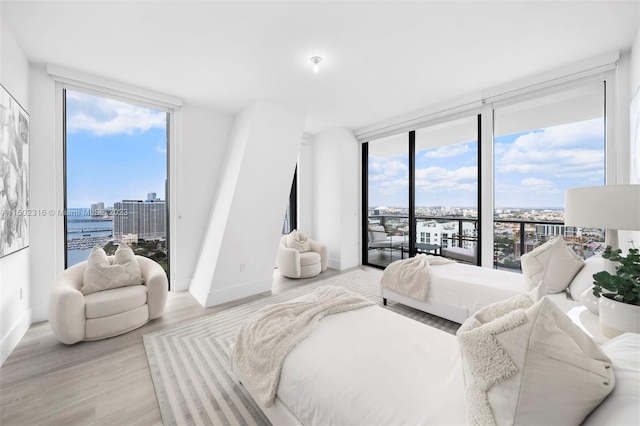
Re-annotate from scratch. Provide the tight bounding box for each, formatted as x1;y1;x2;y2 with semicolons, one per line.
592;246;640;337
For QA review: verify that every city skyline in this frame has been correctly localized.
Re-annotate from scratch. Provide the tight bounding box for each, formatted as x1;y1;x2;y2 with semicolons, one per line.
66;90;167;208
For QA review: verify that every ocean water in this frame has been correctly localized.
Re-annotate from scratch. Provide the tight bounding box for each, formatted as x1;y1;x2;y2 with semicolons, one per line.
66;208;113;266
67;247;94;266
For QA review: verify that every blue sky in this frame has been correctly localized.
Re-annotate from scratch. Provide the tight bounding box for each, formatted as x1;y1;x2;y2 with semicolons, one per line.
66;91;167;208
369;118;605;209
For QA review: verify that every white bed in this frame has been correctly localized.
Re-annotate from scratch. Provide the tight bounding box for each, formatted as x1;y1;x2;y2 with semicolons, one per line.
381;262;532;323
232;302;640;426
233;304;467;426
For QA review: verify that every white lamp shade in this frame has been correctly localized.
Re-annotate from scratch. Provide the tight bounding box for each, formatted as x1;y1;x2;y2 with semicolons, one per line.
564;185;640;230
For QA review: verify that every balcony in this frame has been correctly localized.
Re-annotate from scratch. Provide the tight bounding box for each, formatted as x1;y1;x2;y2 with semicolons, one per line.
367;214;604;269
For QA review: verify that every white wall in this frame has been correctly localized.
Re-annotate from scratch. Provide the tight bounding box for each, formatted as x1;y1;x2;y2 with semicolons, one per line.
297;134;313;234
628;28;640;247
172;105;234;291
28;66;59;325
631;28;640;98
190;101;305;307
0;19;31;365
312;128;360;270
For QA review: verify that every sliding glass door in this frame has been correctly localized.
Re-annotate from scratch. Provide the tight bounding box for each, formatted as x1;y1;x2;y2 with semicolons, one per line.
64;89;170;276
364;115;480;267
366;133;409;268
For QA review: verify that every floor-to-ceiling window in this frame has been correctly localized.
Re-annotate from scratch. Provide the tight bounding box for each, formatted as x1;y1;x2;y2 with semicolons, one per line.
64;89;170;276
415;116;480;263
363;82;607;270
493;82;606;269
364;115;480;268
366;133;409;267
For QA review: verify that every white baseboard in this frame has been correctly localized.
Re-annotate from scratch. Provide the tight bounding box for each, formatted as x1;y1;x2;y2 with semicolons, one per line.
328;257;341;270
172;276;191;292
0;308;32;367
340;255;360;270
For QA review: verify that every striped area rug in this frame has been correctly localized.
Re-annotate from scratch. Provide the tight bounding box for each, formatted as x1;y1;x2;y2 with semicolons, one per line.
143;267;460;426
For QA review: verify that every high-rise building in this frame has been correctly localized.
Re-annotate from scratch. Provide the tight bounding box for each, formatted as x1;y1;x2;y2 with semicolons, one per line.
113;199;166;241
147;192;157;201
90;201;105;216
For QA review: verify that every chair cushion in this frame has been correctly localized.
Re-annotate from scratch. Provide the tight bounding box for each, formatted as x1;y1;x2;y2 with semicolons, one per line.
369;225;388;242
85;305;149;341
81;244;143;295
287;229;311;252
299;251;321;267
85;285;148;319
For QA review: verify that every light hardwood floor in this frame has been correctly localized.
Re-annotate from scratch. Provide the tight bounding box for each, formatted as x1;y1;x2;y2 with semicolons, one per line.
0;268;343;426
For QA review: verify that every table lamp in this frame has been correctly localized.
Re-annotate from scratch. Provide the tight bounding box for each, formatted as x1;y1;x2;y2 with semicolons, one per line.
564;185;640;250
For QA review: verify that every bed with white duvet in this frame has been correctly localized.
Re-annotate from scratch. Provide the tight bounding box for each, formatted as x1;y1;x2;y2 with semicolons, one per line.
231;285;640;426
233;303;466;425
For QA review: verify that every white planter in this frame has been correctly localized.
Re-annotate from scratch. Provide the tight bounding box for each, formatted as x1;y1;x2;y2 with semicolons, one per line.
599;295;640;338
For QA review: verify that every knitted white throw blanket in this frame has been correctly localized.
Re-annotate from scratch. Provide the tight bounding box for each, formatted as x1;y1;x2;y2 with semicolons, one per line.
232;285;374;407
380;254;455;301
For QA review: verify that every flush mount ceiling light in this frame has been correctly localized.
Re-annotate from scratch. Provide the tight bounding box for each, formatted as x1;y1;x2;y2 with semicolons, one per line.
310;56;322;73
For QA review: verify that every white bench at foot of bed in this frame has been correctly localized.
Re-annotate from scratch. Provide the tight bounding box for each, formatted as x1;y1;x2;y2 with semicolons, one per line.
382;287;470;323
381;262;531;323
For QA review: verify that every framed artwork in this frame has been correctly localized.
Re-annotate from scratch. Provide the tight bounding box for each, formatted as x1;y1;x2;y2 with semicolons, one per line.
0;84;30;258
631;86;640;184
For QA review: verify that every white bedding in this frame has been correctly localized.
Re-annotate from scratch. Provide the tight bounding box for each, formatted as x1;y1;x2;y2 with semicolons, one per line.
383;262;529;322
276;305;467;425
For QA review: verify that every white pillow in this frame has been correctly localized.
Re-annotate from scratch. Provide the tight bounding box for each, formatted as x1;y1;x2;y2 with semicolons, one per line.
81;244;143;295
286;229;310;253
521;237;584;293
568;254;618;301
583;333;640;426
457;282;614;426
114;242;143;281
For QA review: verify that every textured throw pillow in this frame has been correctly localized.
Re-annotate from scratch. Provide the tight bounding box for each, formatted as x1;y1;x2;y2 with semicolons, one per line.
81;244;143;295
568;254;618;301
286;229;310;252
521;237;584;293
457;284;615;426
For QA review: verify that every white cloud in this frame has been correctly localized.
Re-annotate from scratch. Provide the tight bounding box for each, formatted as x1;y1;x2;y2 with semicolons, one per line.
423;144;470;158
495;118;604;180
155;144;167;154
369;157;408;182
415;166;478;192
66;91;166;136
520;177;560;193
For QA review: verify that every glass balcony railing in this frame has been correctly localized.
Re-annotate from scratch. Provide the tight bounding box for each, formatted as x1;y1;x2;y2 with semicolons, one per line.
367;214;605;269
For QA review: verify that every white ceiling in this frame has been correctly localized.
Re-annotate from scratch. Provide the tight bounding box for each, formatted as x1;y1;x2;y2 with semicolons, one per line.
1;1;639;134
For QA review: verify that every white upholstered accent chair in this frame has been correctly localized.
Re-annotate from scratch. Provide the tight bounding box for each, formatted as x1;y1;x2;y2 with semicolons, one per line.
49;255;168;344
277;235;328;279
